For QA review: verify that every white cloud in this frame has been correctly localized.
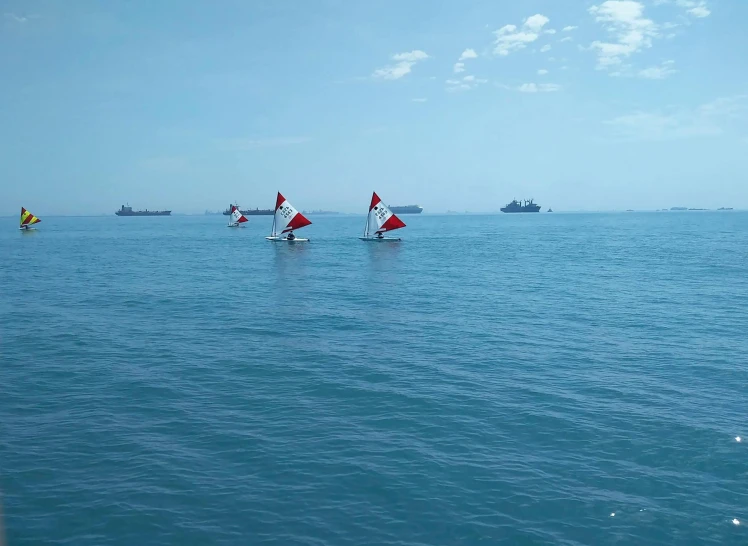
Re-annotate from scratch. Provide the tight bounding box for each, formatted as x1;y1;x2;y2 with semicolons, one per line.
4;12;28;22
372;50;429;80
540;44;552;52
675;0;711;17
412;98;428;103
588;1;658;70
560;37;573;43
453;62;465;73
446;75;488;92
638;60;676;79
537;69;549;75
392;50;429;62
493;14;551;56
545;29;557;35
459;48;478;60
518;83;562;93
688;5;710;17
606;95;746;140
563;25;578;31
525;14;550;31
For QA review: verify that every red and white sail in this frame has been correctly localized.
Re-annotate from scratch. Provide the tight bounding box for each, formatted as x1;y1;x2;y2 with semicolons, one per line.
230;206;248;224
273;192;311;235
367;192;406;235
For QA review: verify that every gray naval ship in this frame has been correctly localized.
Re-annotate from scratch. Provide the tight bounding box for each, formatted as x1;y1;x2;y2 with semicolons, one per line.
500;199;541;213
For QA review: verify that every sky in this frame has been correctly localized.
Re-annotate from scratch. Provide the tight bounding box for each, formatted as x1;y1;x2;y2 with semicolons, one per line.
1;0;747;215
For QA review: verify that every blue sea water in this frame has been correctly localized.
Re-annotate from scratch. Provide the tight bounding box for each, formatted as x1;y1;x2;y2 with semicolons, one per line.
1;212;747;545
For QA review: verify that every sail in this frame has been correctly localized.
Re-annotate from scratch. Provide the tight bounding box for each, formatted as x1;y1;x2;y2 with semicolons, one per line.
20;207;41;227
230;206;248;224
368;192;405;234
274;192;311;234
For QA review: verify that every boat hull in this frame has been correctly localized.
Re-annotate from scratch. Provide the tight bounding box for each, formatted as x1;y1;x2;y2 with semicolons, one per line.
266;236;309;242
359;236;401;241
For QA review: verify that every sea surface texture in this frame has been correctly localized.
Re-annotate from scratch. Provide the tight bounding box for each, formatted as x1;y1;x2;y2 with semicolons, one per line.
1;212;747;545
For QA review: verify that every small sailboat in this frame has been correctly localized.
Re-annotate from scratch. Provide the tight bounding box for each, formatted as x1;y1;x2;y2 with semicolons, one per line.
360;192;406;241
19;207;41;230
266;192;312;242
227;205;248;227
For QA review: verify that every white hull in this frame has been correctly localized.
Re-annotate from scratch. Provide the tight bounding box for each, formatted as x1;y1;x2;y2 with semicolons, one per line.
360;236;401;241
266;236;309;242
19;227;37;231
227;223;245;228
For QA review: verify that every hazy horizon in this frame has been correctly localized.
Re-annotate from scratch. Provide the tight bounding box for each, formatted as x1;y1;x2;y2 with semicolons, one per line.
2;0;747;217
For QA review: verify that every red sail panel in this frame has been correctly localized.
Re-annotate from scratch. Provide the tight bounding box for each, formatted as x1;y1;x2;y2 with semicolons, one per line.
282;212;312;233
275;192;286;211
238;215;248;223
369;192;382;212
378;214;406;232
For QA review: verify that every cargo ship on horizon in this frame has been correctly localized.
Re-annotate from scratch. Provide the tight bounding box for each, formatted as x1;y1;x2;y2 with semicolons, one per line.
389;205;423;214
115;205;171;216
500;199;541;213
222;204;274;216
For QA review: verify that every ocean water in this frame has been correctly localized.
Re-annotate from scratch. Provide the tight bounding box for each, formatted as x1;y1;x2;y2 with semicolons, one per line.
1;212;747;546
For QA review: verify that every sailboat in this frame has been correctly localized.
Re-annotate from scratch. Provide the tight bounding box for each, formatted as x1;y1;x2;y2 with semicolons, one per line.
360;192;406;241
19;207;41;231
227;205;249;227
266;192;312;242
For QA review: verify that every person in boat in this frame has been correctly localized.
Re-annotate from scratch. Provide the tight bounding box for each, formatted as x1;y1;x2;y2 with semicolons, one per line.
287;231;296;240
376;232;384;239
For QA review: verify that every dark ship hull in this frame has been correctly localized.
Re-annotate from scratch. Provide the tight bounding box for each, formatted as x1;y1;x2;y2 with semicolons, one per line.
501;199;541;213
223;208;274;216
116;205;171;216
389;205;423;214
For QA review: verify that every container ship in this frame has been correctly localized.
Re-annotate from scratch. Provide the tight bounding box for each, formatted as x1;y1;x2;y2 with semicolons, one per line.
115;205;171;216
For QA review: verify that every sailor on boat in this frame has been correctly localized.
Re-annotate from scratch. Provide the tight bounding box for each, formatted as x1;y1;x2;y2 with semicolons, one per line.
376;232;383;239
287;231;296;241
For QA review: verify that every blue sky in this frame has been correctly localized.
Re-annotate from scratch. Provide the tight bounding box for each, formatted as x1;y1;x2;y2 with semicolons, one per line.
1;0;746;214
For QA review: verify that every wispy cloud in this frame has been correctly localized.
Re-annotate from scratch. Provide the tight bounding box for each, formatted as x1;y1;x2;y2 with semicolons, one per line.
493;13;551;56
4;12;30;23
563;25;578;31
446;75;488;92
606;95;747;140
412;98;428;103
675;0;711;17
540;44;552;53
218;137;311;150
638;60;676;79
518;83;562;93
453;62;465;73
560;37;573;43
588;1;658;70
537;69;549;75
372;50;429;80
